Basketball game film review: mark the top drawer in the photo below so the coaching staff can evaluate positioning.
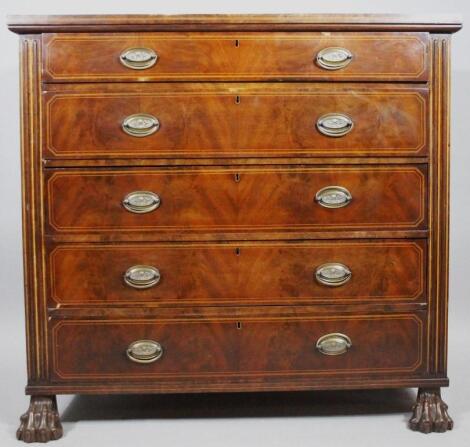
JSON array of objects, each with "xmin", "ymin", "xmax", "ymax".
[{"xmin": 42, "ymin": 32, "xmax": 430, "ymax": 82}]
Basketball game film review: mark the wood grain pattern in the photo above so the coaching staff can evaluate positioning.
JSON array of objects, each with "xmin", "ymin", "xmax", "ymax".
[
  {"xmin": 44, "ymin": 83, "xmax": 428, "ymax": 158},
  {"xmin": 47, "ymin": 240, "xmax": 426, "ymax": 306},
  {"xmin": 45, "ymin": 166, "xmax": 427, "ymax": 234},
  {"xmin": 8, "ymin": 14, "xmax": 460, "ymax": 436},
  {"xmin": 42, "ymin": 32, "xmax": 429, "ymax": 82},
  {"xmin": 50, "ymin": 313, "xmax": 425, "ymax": 381}
]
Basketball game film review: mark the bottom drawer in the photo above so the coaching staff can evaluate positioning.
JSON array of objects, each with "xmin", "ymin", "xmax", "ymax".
[{"xmin": 50, "ymin": 313, "xmax": 426, "ymax": 381}]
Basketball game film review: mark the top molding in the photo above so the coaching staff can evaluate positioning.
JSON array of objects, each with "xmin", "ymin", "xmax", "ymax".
[{"xmin": 7, "ymin": 14, "xmax": 463, "ymax": 34}]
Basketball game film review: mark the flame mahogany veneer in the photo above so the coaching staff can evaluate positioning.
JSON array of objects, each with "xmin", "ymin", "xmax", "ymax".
[{"xmin": 8, "ymin": 13, "xmax": 461, "ymax": 441}]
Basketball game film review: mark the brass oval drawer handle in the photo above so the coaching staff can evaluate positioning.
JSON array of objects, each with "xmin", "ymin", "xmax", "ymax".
[
  {"xmin": 124, "ymin": 265, "xmax": 161, "ymax": 289},
  {"xmin": 126, "ymin": 340, "xmax": 163, "ymax": 363},
  {"xmin": 317, "ymin": 113, "xmax": 353, "ymax": 137},
  {"xmin": 122, "ymin": 113, "xmax": 160, "ymax": 137},
  {"xmin": 315, "ymin": 186, "xmax": 352, "ymax": 209},
  {"xmin": 315, "ymin": 263, "xmax": 352, "ymax": 287},
  {"xmin": 123, "ymin": 191, "xmax": 160, "ymax": 214},
  {"xmin": 120, "ymin": 47, "xmax": 158, "ymax": 70},
  {"xmin": 316, "ymin": 47, "xmax": 353, "ymax": 70},
  {"xmin": 316, "ymin": 333, "xmax": 352, "ymax": 356}
]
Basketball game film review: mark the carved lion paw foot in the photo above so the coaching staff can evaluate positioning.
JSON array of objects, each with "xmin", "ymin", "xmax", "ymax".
[
  {"xmin": 409, "ymin": 388, "xmax": 453, "ymax": 434},
  {"xmin": 17, "ymin": 396, "xmax": 63, "ymax": 443}
]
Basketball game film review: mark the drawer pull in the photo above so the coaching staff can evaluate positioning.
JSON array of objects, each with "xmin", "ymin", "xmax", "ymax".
[
  {"xmin": 124, "ymin": 265, "xmax": 161, "ymax": 289},
  {"xmin": 316, "ymin": 333, "xmax": 352, "ymax": 356},
  {"xmin": 120, "ymin": 48, "xmax": 158, "ymax": 70},
  {"xmin": 315, "ymin": 263, "xmax": 352, "ymax": 287},
  {"xmin": 316, "ymin": 47, "xmax": 353, "ymax": 70},
  {"xmin": 317, "ymin": 113, "xmax": 353, "ymax": 137},
  {"xmin": 122, "ymin": 113, "xmax": 160, "ymax": 137},
  {"xmin": 126, "ymin": 340, "xmax": 163, "ymax": 363},
  {"xmin": 315, "ymin": 186, "xmax": 352, "ymax": 208},
  {"xmin": 123, "ymin": 191, "xmax": 160, "ymax": 214}
]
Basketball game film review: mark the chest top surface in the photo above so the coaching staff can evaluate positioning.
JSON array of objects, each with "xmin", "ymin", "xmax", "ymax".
[{"xmin": 7, "ymin": 13, "xmax": 462, "ymax": 33}]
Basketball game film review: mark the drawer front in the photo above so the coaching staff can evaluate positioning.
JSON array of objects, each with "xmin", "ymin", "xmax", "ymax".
[
  {"xmin": 48, "ymin": 240, "xmax": 426, "ymax": 306},
  {"xmin": 50, "ymin": 313, "xmax": 426, "ymax": 381},
  {"xmin": 46, "ymin": 166, "xmax": 427, "ymax": 234},
  {"xmin": 44, "ymin": 84, "xmax": 428, "ymax": 159},
  {"xmin": 43, "ymin": 32, "xmax": 429, "ymax": 82}
]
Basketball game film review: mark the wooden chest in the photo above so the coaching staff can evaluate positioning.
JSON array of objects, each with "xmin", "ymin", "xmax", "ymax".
[{"xmin": 8, "ymin": 14, "xmax": 462, "ymax": 442}]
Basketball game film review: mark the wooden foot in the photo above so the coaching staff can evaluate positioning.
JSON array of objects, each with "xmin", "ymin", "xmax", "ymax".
[
  {"xmin": 17, "ymin": 396, "xmax": 63, "ymax": 443},
  {"xmin": 409, "ymin": 388, "xmax": 453, "ymax": 433}
]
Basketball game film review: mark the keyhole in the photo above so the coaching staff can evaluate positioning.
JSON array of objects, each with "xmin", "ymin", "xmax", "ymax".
[
  {"xmin": 235, "ymin": 247, "xmax": 241, "ymax": 256},
  {"xmin": 236, "ymin": 322, "xmax": 242, "ymax": 330},
  {"xmin": 234, "ymin": 173, "xmax": 241, "ymax": 182},
  {"xmin": 235, "ymin": 95, "xmax": 241, "ymax": 104},
  {"xmin": 235, "ymin": 39, "xmax": 240, "ymax": 47}
]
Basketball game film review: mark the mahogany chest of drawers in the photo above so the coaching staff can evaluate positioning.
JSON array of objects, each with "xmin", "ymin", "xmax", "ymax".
[{"xmin": 8, "ymin": 14, "xmax": 462, "ymax": 442}]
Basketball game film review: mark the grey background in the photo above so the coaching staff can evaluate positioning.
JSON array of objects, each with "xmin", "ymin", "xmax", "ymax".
[{"xmin": 0, "ymin": 1, "xmax": 469, "ymax": 445}]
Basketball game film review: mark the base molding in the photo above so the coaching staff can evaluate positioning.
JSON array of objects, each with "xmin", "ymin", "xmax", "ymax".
[{"xmin": 26, "ymin": 377, "xmax": 450, "ymax": 396}]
